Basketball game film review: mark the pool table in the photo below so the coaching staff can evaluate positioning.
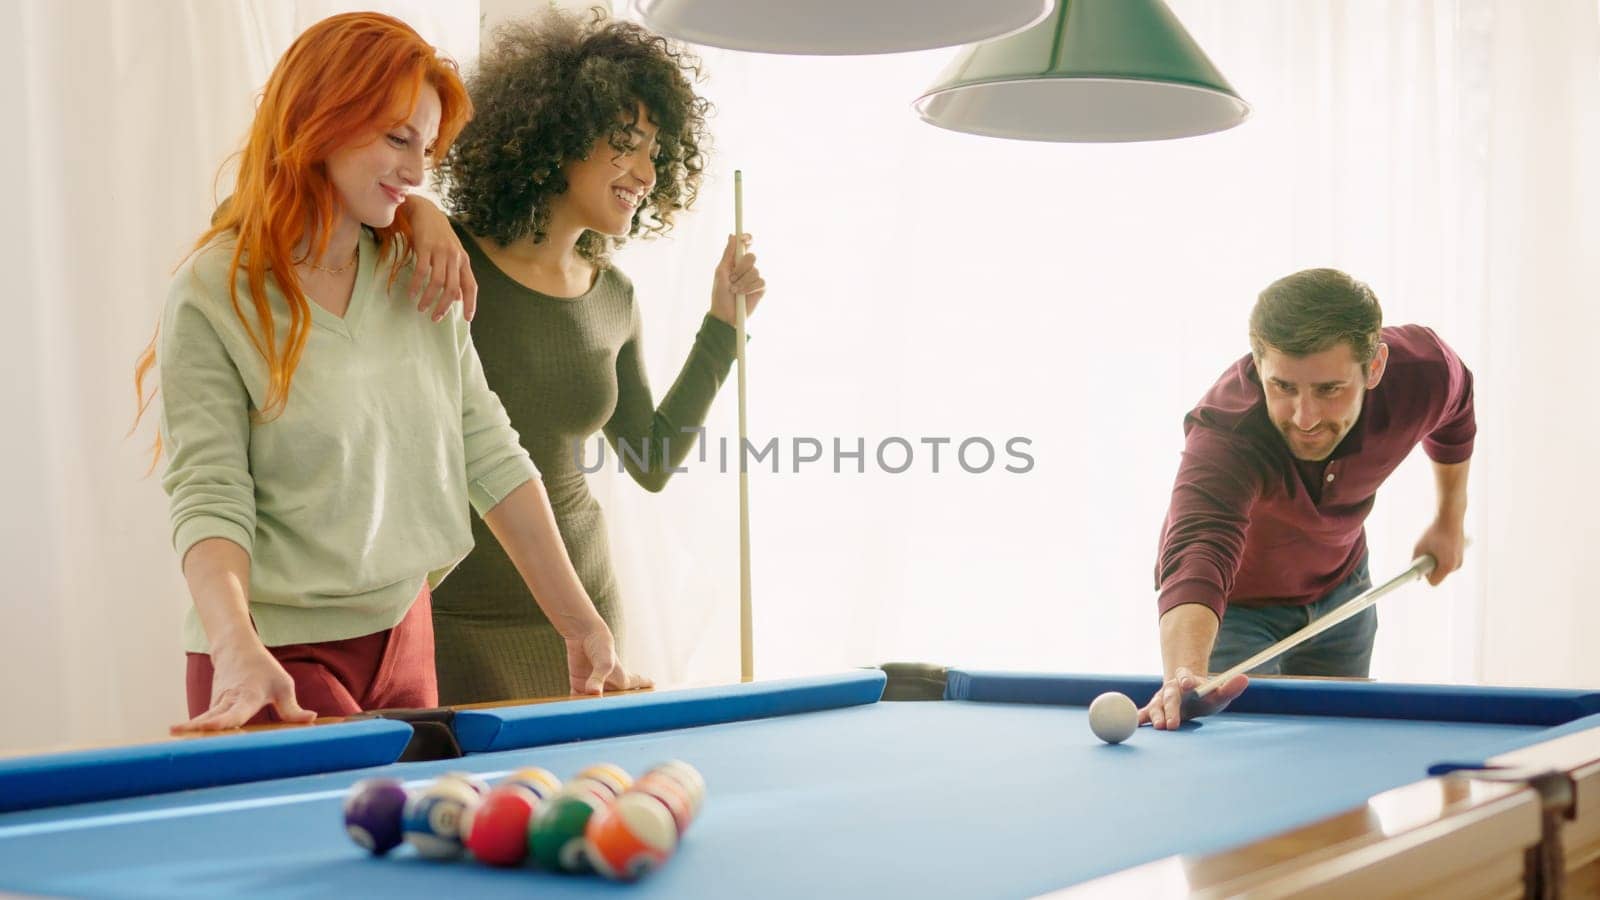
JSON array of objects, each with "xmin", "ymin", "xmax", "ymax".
[{"xmin": 2, "ymin": 666, "xmax": 1598, "ymax": 898}]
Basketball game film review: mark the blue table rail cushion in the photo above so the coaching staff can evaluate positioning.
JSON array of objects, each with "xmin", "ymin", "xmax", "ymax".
[
  {"xmin": 1429, "ymin": 710, "xmax": 1600, "ymax": 776},
  {"xmin": 945, "ymin": 669, "xmax": 1600, "ymax": 727},
  {"xmin": 0, "ymin": 718, "xmax": 414, "ymax": 813},
  {"xmin": 452, "ymin": 670, "xmax": 887, "ymax": 752}
]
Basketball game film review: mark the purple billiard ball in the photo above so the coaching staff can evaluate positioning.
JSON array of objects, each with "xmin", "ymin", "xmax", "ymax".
[{"xmin": 344, "ymin": 778, "xmax": 409, "ymax": 855}]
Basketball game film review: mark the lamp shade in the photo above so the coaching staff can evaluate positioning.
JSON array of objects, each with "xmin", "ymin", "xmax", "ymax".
[
  {"xmin": 914, "ymin": 0, "xmax": 1249, "ymax": 142},
  {"xmin": 631, "ymin": 0, "xmax": 1054, "ymax": 55}
]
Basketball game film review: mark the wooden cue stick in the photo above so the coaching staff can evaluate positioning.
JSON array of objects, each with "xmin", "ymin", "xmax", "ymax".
[
  {"xmin": 1193, "ymin": 554, "xmax": 1438, "ymax": 698},
  {"xmin": 735, "ymin": 170, "xmax": 753, "ymax": 683}
]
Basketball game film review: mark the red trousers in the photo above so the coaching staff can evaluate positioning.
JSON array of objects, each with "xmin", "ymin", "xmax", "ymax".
[{"xmin": 186, "ymin": 584, "xmax": 438, "ymax": 723}]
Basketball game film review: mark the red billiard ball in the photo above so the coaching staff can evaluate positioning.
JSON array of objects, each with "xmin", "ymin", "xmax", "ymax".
[
  {"xmin": 463, "ymin": 785, "xmax": 540, "ymax": 866},
  {"xmin": 343, "ymin": 778, "xmax": 409, "ymax": 856}
]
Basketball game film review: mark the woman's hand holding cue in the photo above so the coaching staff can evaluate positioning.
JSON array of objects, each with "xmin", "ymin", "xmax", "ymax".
[{"xmin": 710, "ymin": 233, "xmax": 766, "ymax": 326}]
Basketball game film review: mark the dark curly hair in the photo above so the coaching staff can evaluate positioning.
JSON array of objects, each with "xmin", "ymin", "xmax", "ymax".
[{"xmin": 440, "ymin": 7, "xmax": 710, "ymax": 266}]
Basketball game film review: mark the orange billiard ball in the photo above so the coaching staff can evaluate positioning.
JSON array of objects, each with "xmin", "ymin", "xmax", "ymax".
[{"xmin": 584, "ymin": 791, "xmax": 678, "ymax": 881}]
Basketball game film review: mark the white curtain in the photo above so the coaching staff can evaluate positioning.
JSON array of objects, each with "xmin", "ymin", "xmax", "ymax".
[
  {"xmin": 3, "ymin": 0, "xmax": 1597, "ymax": 754},
  {"xmin": 603, "ymin": 0, "xmax": 1600, "ymax": 691},
  {"xmin": 1474, "ymin": 2, "xmax": 1600, "ymax": 685}
]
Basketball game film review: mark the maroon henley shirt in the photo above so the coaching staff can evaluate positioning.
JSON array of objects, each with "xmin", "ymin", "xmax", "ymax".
[{"xmin": 1156, "ymin": 324, "xmax": 1475, "ymax": 619}]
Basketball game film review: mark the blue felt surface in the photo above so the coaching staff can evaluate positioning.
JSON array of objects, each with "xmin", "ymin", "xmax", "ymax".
[
  {"xmin": 0, "ymin": 688, "xmax": 1557, "ymax": 899},
  {"xmin": 948, "ymin": 669, "xmax": 1600, "ymax": 725},
  {"xmin": 0, "ymin": 719, "xmax": 413, "ymax": 813},
  {"xmin": 453, "ymin": 670, "xmax": 886, "ymax": 751}
]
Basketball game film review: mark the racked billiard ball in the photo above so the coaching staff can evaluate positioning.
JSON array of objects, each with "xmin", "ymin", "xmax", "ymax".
[
  {"xmin": 463, "ymin": 785, "xmax": 540, "ymax": 867},
  {"xmin": 402, "ymin": 778, "xmax": 481, "ymax": 860},
  {"xmin": 631, "ymin": 773, "xmax": 694, "ymax": 836},
  {"xmin": 343, "ymin": 778, "xmax": 409, "ymax": 856},
  {"xmin": 575, "ymin": 762, "xmax": 632, "ymax": 800},
  {"xmin": 435, "ymin": 771, "xmax": 491, "ymax": 799},
  {"xmin": 561, "ymin": 776, "xmax": 619, "ymax": 808},
  {"xmin": 528, "ymin": 791, "xmax": 605, "ymax": 873},
  {"xmin": 502, "ymin": 766, "xmax": 562, "ymax": 803},
  {"xmin": 650, "ymin": 760, "xmax": 705, "ymax": 813},
  {"xmin": 585, "ymin": 791, "xmax": 679, "ymax": 882}
]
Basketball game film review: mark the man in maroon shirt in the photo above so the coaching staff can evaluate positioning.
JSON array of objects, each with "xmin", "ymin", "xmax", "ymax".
[{"xmin": 1143, "ymin": 268, "xmax": 1474, "ymax": 729}]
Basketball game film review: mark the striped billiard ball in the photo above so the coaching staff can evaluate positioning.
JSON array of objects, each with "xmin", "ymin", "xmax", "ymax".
[
  {"xmin": 585, "ymin": 791, "xmax": 679, "ymax": 882},
  {"xmin": 402, "ymin": 778, "xmax": 481, "ymax": 860},
  {"xmin": 435, "ymin": 771, "xmax": 491, "ymax": 799},
  {"xmin": 502, "ymin": 767, "xmax": 562, "ymax": 802},
  {"xmin": 649, "ymin": 760, "xmax": 705, "ymax": 814},
  {"xmin": 575, "ymin": 762, "xmax": 633, "ymax": 800},
  {"xmin": 528, "ymin": 791, "xmax": 605, "ymax": 873},
  {"xmin": 631, "ymin": 774, "xmax": 694, "ymax": 836}
]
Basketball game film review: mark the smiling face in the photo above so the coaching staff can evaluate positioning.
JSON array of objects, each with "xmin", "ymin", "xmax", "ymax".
[
  {"xmin": 556, "ymin": 101, "xmax": 659, "ymax": 237},
  {"xmin": 1258, "ymin": 341, "xmax": 1389, "ymax": 461},
  {"xmin": 324, "ymin": 82, "xmax": 442, "ymax": 229}
]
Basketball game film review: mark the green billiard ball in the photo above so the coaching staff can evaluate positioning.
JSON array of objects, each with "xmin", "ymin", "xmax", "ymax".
[{"xmin": 528, "ymin": 792, "xmax": 604, "ymax": 873}]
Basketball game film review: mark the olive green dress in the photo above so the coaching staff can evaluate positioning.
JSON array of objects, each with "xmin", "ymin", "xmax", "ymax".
[{"xmin": 432, "ymin": 219, "xmax": 737, "ymax": 703}]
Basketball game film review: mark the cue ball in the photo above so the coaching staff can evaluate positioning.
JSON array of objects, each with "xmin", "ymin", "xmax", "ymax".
[{"xmin": 1088, "ymin": 692, "xmax": 1139, "ymax": 744}]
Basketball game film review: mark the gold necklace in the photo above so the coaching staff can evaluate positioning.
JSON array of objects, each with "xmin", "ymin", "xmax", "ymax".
[{"xmin": 302, "ymin": 245, "xmax": 358, "ymax": 275}]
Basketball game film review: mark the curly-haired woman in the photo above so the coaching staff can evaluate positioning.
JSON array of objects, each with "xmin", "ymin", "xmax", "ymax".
[
  {"xmin": 403, "ymin": 9, "xmax": 767, "ymax": 704},
  {"xmin": 137, "ymin": 12, "xmax": 646, "ymax": 731}
]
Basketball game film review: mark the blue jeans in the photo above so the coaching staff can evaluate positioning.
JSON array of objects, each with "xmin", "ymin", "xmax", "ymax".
[{"xmin": 1209, "ymin": 556, "xmax": 1377, "ymax": 677}]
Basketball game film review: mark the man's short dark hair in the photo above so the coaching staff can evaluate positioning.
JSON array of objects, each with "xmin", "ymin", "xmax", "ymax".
[{"xmin": 1249, "ymin": 268, "xmax": 1383, "ymax": 367}]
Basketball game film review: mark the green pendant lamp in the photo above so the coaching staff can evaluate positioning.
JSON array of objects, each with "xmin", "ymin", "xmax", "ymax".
[
  {"xmin": 915, "ymin": 0, "xmax": 1249, "ymax": 142},
  {"xmin": 631, "ymin": 0, "xmax": 1053, "ymax": 55}
]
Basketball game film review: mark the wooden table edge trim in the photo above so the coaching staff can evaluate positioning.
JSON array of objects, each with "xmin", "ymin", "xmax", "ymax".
[{"xmin": 1034, "ymin": 777, "xmax": 1538, "ymax": 899}]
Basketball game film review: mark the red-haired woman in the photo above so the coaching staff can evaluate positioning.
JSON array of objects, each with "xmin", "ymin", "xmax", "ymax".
[{"xmin": 136, "ymin": 12, "xmax": 648, "ymax": 732}]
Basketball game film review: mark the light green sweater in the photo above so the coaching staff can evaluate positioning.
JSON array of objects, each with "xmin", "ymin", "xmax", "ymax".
[{"xmin": 159, "ymin": 230, "xmax": 537, "ymax": 652}]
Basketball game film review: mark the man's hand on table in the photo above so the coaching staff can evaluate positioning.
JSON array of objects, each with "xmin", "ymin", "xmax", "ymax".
[{"xmin": 1139, "ymin": 666, "xmax": 1250, "ymax": 731}]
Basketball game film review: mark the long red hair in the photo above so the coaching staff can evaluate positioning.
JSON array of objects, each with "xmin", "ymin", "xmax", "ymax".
[{"xmin": 134, "ymin": 12, "xmax": 471, "ymax": 456}]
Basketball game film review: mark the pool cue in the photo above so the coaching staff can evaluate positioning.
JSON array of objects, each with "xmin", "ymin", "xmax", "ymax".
[
  {"xmin": 1192, "ymin": 553, "xmax": 1438, "ymax": 699},
  {"xmin": 735, "ymin": 170, "xmax": 753, "ymax": 683}
]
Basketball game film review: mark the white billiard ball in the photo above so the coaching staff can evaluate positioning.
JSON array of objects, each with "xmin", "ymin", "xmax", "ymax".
[{"xmin": 1088, "ymin": 691, "xmax": 1139, "ymax": 744}]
